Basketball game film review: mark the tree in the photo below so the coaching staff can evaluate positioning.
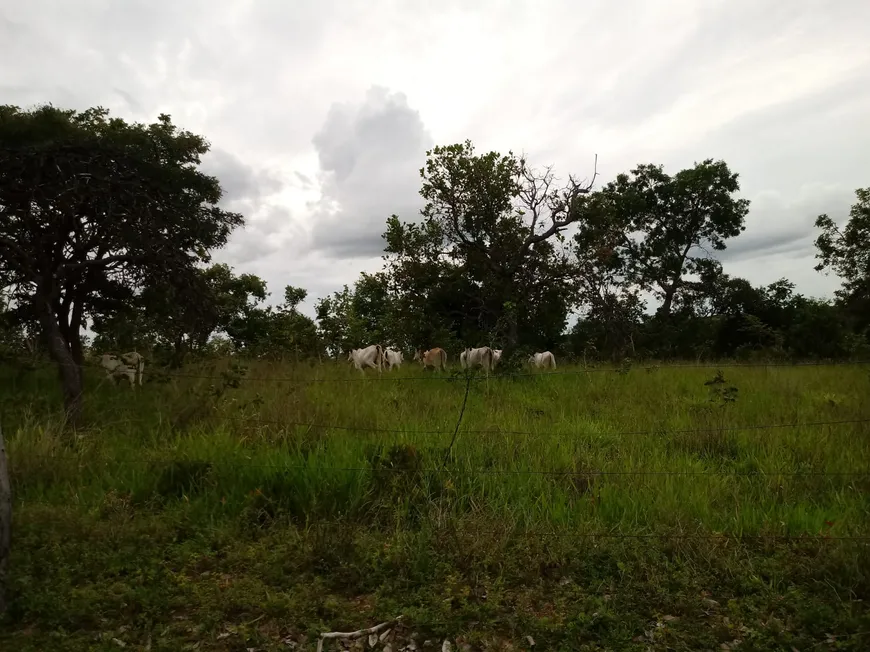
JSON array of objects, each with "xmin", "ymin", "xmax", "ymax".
[
  {"xmin": 315, "ymin": 285, "xmax": 353, "ymax": 359},
  {"xmin": 315, "ymin": 273, "xmax": 393, "ymax": 357},
  {"xmin": 0, "ymin": 105, "xmax": 243, "ymax": 422},
  {"xmin": 271, "ymin": 285, "xmax": 321, "ymax": 361},
  {"xmin": 570, "ymin": 193, "xmax": 646, "ymax": 360},
  {"xmin": 587, "ymin": 159, "xmax": 750, "ymax": 317},
  {"xmin": 222, "ymin": 283, "xmax": 320, "ymax": 360},
  {"xmin": 383, "ymin": 140, "xmax": 597, "ymax": 358},
  {"xmin": 815, "ymin": 188, "xmax": 870, "ymax": 333},
  {"xmin": 90, "ymin": 263, "xmax": 268, "ymax": 366}
]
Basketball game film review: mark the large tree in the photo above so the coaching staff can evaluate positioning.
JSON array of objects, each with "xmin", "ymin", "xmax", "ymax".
[
  {"xmin": 814, "ymin": 187, "xmax": 870, "ymax": 334},
  {"xmin": 0, "ymin": 105, "xmax": 243, "ymax": 421},
  {"xmin": 586, "ymin": 159, "xmax": 750, "ymax": 317},
  {"xmin": 383, "ymin": 140, "xmax": 597, "ymax": 358}
]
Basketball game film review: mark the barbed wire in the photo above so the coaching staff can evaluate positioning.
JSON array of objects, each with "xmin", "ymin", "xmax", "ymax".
[
  {"xmin": 6, "ymin": 356, "xmax": 870, "ymax": 550},
  {"xmin": 219, "ymin": 415, "xmax": 870, "ymax": 438},
  {"xmin": 160, "ymin": 358, "xmax": 870, "ymax": 385},
  {"xmin": 10, "ymin": 449, "xmax": 870, "ymax": 478},
  {"xmin": 0, "ymin": 491, "xmax": 866, "ymax": 542},
  {"xmin": 5, "ymin": 355, "xmax": 870, "ymax": 386}
]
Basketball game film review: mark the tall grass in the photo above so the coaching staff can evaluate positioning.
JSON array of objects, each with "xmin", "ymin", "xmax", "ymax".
[
  {"xmin": 7, "ymin": 360, "xmax": 870, "ymax": 536},
  {"xmin": 2, "ymin": 359, "xmax": 870, "ymax": 649}
]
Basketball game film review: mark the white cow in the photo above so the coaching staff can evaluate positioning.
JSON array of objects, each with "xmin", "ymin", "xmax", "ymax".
[
  {"xmin": 384, "ymin": 347, "xmax": 404, "ymax": 370},
  {"xmin": 461, "ymin": 346, "xmax": 495, "ymax": 373},
  {"xmin": 492, "ymin": 349, "xmax": 503, "ymax": 367},
  {"xmin": 528, "ymin": 351, "xmax": 557, "ymax": 369},
  {"xmin": 100, "ymin": 352, "xmax": 145, "ymax": 388},
  {"xmin": 347, "ymin": 344, "xmax": 384, "ymax": 373}
]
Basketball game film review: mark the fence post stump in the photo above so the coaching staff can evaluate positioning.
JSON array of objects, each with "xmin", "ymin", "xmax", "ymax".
[{"xmin": 0, "ymin": 420, "xmax": 11, "ymax": 615}]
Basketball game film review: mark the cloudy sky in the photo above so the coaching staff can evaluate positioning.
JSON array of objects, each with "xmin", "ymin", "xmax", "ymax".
[{"xmin": 3, "ymin": 0, "xmax": 869, "ymax": 318}]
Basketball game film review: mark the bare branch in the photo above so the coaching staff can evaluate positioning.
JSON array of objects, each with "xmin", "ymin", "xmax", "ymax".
[
  {"xmin": 316, "ymin": 616, "xmax": 403, "ymax": 652},
  {"xmin": 522, "ymin": 153, "xmax": 599, "ymax": 250},
  {"xmin": 57, "ymin": 254, "xmax": 138, "ymax": 275}
]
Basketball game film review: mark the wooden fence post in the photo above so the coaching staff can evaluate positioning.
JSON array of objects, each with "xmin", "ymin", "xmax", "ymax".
[{"xmin": 0, "ymin": 420, "xmax": 11, "ymax": 615}]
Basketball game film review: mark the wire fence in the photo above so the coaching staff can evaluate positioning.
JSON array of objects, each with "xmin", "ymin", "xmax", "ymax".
[
  {"xmin": 220, "ymin": 415, "xmax": 870, "ymax": 438},
  {"xmin": 5, "ymin": 354, "xmax": 870, "ymax": 386},
  {"xmin": 161, "ymin": 358, "xmax": 870, "ymax": 384},
  {"xmin": 4, "ymin": 355, "xmax": 870, "ymax": 545}
]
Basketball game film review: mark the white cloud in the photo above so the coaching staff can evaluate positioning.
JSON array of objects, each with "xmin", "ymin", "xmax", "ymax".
[{"xmin": 3, "ymin": 0, "xmax": 869, "ymax": 319}]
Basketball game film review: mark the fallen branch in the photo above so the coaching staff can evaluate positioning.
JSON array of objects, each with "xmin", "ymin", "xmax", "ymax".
[{"xmin": 317, "ymin": 615, "xmax": 403, "ymax": 652}]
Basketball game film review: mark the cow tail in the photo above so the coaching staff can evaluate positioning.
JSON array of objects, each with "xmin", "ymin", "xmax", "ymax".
[
  {"xmin": 376, "ymin": 345, "xmax": 384, "ymax": 371},
  {"xmin": 138, "ymin": 354, "xmax": 145, "ymax": 385},
  {"xmin": 440, "ymin": 348, "xmax": 447, "ymax": 369}
]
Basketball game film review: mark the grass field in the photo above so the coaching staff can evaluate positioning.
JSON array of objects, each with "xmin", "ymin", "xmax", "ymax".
[{"xmin": 2, "ymin": 358, "xmax": 870, "ymax": 650}]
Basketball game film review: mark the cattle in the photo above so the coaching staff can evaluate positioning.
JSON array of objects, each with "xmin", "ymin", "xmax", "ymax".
[
  {"xmin": 414, "ymin": 347, "xmax": 448, "ymax": 371},
  {"xmin": 528, "ymin": 351, "xmax": 557, "ymax": 369},
  {"xmin": 347, "ymin": 344, "xmax": 384, "ymax": 373},
  {"xmin": 492, "ymin": 349, "xmax": 503, "ymax": 367},
  {"xmin": 384, "ymin": 347, "xmax": 404, "ymax": 370},
  {"xmin": 100, "ymin": 352, "xmax": 145, "ymax": 388},
  {"xmin": 461, "ymin": 346, "xmax": 495, "ymax": 373}
]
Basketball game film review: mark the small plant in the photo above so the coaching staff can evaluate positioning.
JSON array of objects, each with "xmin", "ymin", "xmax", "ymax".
[
  {"xmin": 672, "ymin": 371, "xmax": 740, "ymax": 460},
  {"xmin": 704, "ymin": 369, "xmax": 738, "ymax": 406}
]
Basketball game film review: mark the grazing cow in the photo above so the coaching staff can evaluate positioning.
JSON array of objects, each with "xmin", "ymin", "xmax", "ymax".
[
  {"xmin": 384, "ymin": 347, "xmax": 404, "ymax": 370},
  {"xmin": 414, "ymin": 347, "xmax": 448, "ymax": 371},
  {"xmin": 347, "ymin": 344, "xmax": 384, "ymax": 373},
  {"xmin": 528, "ymin": 351, "xmax": 557, "ymax": 369},
  {"xmin": 461, "ymin": 346, "xmax": 495, "ymax": 373},
  {"xmin": 100, "ymin": 352, "xmax": 145, "ymax": 388}
]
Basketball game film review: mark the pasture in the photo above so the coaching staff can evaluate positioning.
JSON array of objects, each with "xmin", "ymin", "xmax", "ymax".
[{"xmin": 2, "ymin": 358, "xmax": 870, "ymax": 650}]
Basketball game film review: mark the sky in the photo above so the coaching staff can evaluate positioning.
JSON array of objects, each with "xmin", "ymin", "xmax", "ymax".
[{"xmin": 2, "ymin": 0, "xmax": 869, "ymax": 319}]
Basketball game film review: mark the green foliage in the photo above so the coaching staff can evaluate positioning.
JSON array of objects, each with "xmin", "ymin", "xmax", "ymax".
[
  {"xmin": 815, "ymin": 187, "xmax": 870, "ymax": 336},
  {"xmin": 383, "ymin": 140, "xmax": 592, "ymax": 353},
  {"xmin": 0, "ymin": 104, "xmax": 244, "ymax": 418},
  {"xmin": 315, "ymin": 272, "xmax": 395, "ymax": 356},
  {"xmin": 579, "ymin": 159, "xmax": 749, "ymax": 317},
  {"xmin": 225, "ymin": 284, "xmax": 321, "ymax": 360}
]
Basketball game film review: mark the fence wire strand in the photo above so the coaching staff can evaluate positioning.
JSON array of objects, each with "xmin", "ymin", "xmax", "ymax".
[{"xmin": 6, "ymin": 355, "xmax": 870, "ymax": 546}]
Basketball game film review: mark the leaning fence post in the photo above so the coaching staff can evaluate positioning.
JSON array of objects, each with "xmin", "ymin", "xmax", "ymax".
[{"xmin": 0, "ymin": 419, "xmax": 11, "ymax": 615}]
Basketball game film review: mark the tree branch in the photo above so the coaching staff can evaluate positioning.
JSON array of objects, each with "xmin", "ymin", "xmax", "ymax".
[
  {"xmin": 523, "ymin": 154, "xmax": 598, "ymax": 250},
  {"xmin": 57, "ymin": 254, "xmax": 138, "ymax": 275}
]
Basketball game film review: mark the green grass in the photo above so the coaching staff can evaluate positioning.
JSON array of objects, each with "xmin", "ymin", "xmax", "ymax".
[{"xmin": 1, "ymin": 359, "xmax": 870, "ymax": 650}]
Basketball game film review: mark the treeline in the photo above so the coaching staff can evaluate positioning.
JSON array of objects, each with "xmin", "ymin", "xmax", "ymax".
[{"xmin": 1, "ymin": 105, "xmax": 868, "ymax": 417}]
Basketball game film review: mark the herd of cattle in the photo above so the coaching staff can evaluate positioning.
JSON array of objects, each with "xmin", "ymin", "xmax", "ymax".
[
  {"xmin": 95, "ymin": 345, "xmax": 557, "ymax": 390},
  {"xmin": 348, "ymin": 344, "xmax": 557, "ymax": 373}
]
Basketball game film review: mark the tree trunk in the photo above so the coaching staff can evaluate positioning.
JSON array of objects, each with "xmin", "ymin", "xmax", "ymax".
[
  {"xmin": 171, "ymin": 334, "xmax": 187, "ymax": 368},
  {"xmin": 0, "ymin": 420, "xmax": 11, "ymax": 615},
  {"xmin": 38, "ymin": 304, "xmax": 83, "ymax": 425},
  {"xmin": 56, "ymin": 299, "xmax": 84, "ymax": 387},
  {"xmin": 69, "ymin": 300, "xmax": 85, "ymax": 367},
  {"xmin": 658, "ymin": 287, "xmax": 675, "ymax": 317}
]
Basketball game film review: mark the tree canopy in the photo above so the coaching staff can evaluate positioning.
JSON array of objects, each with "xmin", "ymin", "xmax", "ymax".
[
  {"xmin": 0, "ymin": 104, "xmax": 243, "ymax": 420},
  {"xmin": 382, "ymin": 140, "xmax": 597, "ymax": 362}
]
